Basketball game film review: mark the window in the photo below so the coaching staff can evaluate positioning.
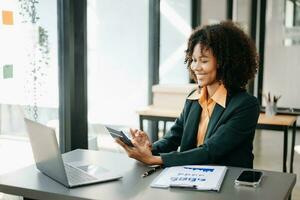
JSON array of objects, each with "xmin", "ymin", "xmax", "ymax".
[
  {"xmin": 263, "ymin": 0, "xmax": 300, "ymax": 110},
  {"xmin": 87, "ymin": 0, "xmax": 149, "ymax": 150},
  {"xmin": 0, "ymin": 0, "xmax": 58, "ymax": 174},
  {"xmin": 159, "ymin": 0, "xmax": 192, "ymax": 84}
]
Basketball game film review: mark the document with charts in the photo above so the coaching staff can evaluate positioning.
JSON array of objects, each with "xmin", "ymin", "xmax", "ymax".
[{"xmin": 151, "ymin": 165, "xmax": 227, "ymax": 191}]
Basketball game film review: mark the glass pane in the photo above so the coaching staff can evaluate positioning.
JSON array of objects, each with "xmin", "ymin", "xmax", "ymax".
[
  {"xmin": 201, "ymin": 0, "xmax": 227, "ymax": 24},
  {"xmin": 87, "ymin": 0, "xmax": 148, "ymax": 151},
  {"xmin": 0, "ymin": 0, "xmax": 58, "ymax": 175},
  {"xmin": 159, "ymin": 0, "xmax": 191, "ymax": 84},
  {"xmin": 263, "ymin": 0, "xmax": 300, "ymax": 112},
  {"xmin": 285, "ymin": 0, "xmax": 295, "ymax": 27},
  {"xmin": 233, "ymin": 0, "xmax": 251, "ymax": 34}
]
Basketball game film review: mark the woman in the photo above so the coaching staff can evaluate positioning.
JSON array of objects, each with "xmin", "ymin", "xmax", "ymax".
[{"xmin": 116, "ymin": 21, "xmax": 259, "ymax": 168}]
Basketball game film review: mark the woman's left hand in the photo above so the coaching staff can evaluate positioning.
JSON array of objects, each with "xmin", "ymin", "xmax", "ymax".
[
  {"xmin": 115, "ymin": 138, "xmax": 154, "ymax": 165},
  {"xmin": 115, "ymin": 130, "xmax": 162, "ymax": 165}
]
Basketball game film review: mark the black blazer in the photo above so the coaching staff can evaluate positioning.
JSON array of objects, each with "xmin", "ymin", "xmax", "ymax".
[{"xmin": 152, "ymin": 90, "xmax": 260, "ymax": 168}]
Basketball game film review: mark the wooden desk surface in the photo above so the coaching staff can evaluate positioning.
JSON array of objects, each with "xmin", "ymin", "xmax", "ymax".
[
  {"xmin": 258, "ymin": 113, "xmax": 297, "ymax": 126},
  {"xmin": 138, "ymin": 106, "xmax": 297, "ymax": 127}
]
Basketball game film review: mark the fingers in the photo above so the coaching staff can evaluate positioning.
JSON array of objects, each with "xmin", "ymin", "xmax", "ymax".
[
  {"xmin": 144, "ymin": 140, "xmax": 152, "ymax": 150},
  {"xmin": 115, "ymin": 138, "xmax": 132, "ymax": 152},
  {"xmin": 115, "ymin": 137, "xmax": 153, "ymax": 163},
  {"xmin": 131, "ymin": 139, "xmax": 139, "ymax": 148},
  {"xmin": 130, "ymin": 128, "xmax": 138, "ymax": 138},
  {"xmin": 135, "ymin": 131, "xmax": 143, "ymax": 143},
  {"xmin": 129, "ymin": 129, "xmax": 153, "ymax": 151},
  {"xmin": 130, "ymin": 128, "xmax": 145, "ymax": 139},
  {"xmin": 115, "ymin": 138, "xmax": 136, "ymax": 159}
]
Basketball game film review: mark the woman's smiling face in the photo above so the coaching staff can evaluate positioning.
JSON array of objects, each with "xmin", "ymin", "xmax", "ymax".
[{"xmin": 190, "ymin": 43, "xmax": 218, "ymax": 88}]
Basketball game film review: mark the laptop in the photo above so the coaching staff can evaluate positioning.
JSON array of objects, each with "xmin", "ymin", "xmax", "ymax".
[{"xmin": 24, "ymin": 118, "xmax": 122, "ymax": 188}]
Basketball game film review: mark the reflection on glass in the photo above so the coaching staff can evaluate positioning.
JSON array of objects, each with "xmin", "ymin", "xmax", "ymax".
[
  {"xmin": 284, "ymin": 0, "xmax": 300, "ymax": 46},
  {"xmin": 264, "ymin": 0, "xmax": 300, "ymax": 113},
  {"xmin": 87, "ymin": 0, "xmax": 148, "ymax": 150},
  {"xmin": 159, "ymin": 0, "xmax": 191, "ymax": 84},
  {"xmin": 285, "ymin": 0, "xmax": 300, "ymax": 27}
]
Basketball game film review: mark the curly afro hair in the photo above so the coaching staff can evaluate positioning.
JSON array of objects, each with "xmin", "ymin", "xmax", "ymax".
[{"xmin": 185, "ymin": 21, "xmax": 258, "ymax": 95}]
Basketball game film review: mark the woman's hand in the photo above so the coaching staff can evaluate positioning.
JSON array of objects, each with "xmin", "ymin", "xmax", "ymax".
[
  {"xmin": 115, "ymin": 129, "xmax": 162, "ymax": 165},
  {"xmin": 130, "ymin": 128, "xmax": 152, "ymax": 149}
]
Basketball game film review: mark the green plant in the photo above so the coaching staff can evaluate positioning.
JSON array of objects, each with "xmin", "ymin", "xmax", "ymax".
[{"xmin": 18, "ymin": 0, "xmax": 39, "ymax": 24}]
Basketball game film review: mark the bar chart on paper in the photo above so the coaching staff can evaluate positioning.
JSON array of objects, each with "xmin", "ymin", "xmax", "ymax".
[{"xmin": 151, "ymin": 165, "xmax": 227, "ymax": 191}]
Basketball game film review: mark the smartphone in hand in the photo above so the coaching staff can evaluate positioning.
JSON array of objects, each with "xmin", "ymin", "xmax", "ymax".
[{"xmin": 106, "ymin": 126, "xmax": 134, "ymax": 147}]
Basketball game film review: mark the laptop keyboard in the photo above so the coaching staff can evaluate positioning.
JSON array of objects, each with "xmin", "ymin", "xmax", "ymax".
[{"xmin": 64, "ymin": 163, "xmax": 98, "ymax": 185}]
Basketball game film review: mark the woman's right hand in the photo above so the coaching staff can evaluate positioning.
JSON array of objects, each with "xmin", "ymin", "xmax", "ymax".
[{"xmin": 129, "ymin": 128, "xmax": 152, "ymax": 150}]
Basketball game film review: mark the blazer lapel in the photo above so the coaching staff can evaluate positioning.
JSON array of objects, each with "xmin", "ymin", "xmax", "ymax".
[
  {"xmin": 204, "ymin": 104, "xmax": 225, "ymax": 140},
  {"xmin": 180, "ymin": 101, "xmax": 201, "ymax": 151}
]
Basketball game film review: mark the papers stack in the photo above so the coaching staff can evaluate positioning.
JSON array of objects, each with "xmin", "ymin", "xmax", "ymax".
[{"xmin": 151, "ymin": 165, "xmax": 227, "ymax": 191}]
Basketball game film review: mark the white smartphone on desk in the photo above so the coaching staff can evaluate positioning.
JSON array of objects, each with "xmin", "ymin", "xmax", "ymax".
[{"xmin": 234, "ymin": 170, "xmax": 263, "ymax": 187}]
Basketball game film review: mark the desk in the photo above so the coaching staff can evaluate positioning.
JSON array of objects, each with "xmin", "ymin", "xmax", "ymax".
[
  {"xmin": 137, "ymin": 107, "xmax": 297, "ymax": 173},
  {"xmin": 138, "ymin": 106, "xmax": 181, "ymax": 141},
  {"xmin": 0, "ymin": 149, "xmax": 296, "ymax": 200},
  {"xmin": 257, "ymin": 114, "xmax": 297, "ymax": 173}
]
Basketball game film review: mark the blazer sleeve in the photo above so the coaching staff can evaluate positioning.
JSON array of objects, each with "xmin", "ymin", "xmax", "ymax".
[
  {"xmin": 151, "ymin": 100, "xmax": 192, "ymax": 155},
  {"xmin": 159, "ymin": 96, "xmax": 259, "ymax": 167}
]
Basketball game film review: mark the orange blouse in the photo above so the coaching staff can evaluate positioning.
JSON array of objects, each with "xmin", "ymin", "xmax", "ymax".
[{"xmin": 187, "ymin": 84, "xmax": 227, "ymax": 145}]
